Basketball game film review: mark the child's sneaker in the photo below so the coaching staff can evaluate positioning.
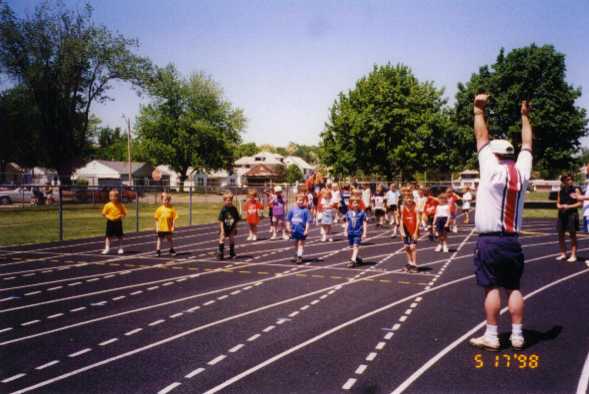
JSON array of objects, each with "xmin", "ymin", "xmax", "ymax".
[
  {"xmin": 229, "ymin": 247, "xmax": 236, "ymax": 259},
  {"xmin": 566, "ymin": 255, "xmax": 577, "ymax": 263},
  {"xmin": 282, "ymin": 233, "xmax": 289, "ymax": 241},
  {"xmin": 356, "ymin": 257, "xmax": 363, "ymax": 265},
  {"xmin": 117, "ymin": 248, "xmax": 124, "ymax": 255},
  {"xmin": 452, "ymin": 225, "xmax": 458, "ymax": 233},
  {"xmin": 252, "ymin": 235, "xmax": 257, "ymax": 241},
  {"xmin": 169, "ymin": 248, "xmax": 176, "ymax": 256},
  {"xmin": 347, "ymin": 259, "xmax": 356, "ymax": 268},
  {"xmin": 443, "ymin": 244, "xmax": 449, "ymax": 253},
  {"xmin": 216, "ymin": 251, "xmax": 224, "ymax": 260},
  {"xmin": 247, "ymin": 234, "xmax": 252, "ymax": 241},
  {"xmin": 321, "ymin": 234, "xmax": 326, "ymax": 242},
  {"xmin": 270, "ymin": 234, "xmax": 277, "ymax": 240},
  {"xmin": 328, "ymin": 237, "xmax": 333, "ymax": 242},
  {"xmin": 555, "ymin": 254, "xmax": 566, "ymax": 261},
  {"xmin": 469, "ymin": 335, "xmax": 500, "ymax": 351},
  {"xmin": 156, "ymin": 249, "xmax": 161, "ymax": 257},
  {"xmin": 101, "ymin": 247, "xmax": 110, "ymax": 255},
  {"xmin": 435, "ymin": 244, "xmax": 442, "ymax": 252},
  {"xmin": 509, "ymin": 334, "xmax": 525, "ymax": 350},
  {"xmin": 296, "ymin": 256, "xmax": 303, "ymax": 265}
]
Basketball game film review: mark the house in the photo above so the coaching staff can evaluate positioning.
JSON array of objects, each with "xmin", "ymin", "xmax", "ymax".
[
  {"xmin": 457, "ymin": 169, "xmax": 479, "ymax": 189},
  {"xmin": 243, "ymin": 164, "xmax": 283, "ymax": 186},
  {"xmin": 284, "ymin": 156, "xmax": 315, "ymax": 178},
  {"xmin": 72, "ymin": 160, "xmax": 153, "ymax": 187}
]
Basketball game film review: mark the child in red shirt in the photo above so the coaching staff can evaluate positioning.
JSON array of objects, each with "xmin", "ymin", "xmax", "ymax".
[
  {"xmin": 446, "ymin": 187, "xmax": 461, "ymax": 234},
  {"xmin": 400, "ymin": 194, "xmax": 419, "ymax": 273},
  {"xmin": 424, "ymin": 189, "xmax": 439, "ymax": 241},
  {"xmin": 244, "ymin": 189, "xmax": 263, "ymax": 241}
]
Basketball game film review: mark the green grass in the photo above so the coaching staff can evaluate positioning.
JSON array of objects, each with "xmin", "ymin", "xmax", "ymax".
[
  {"xmin": 522, "ymin": 209, "xmax": 558, "ymax": 219},
  {"xmin": 0, "ymin": 201, "xmax": 223, "ymax": 246},
  {"xmin": 525, "ymin": 191, "xmax": 552, "ymax": 201}
]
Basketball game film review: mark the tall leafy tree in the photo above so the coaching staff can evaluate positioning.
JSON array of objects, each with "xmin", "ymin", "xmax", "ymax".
[
  {"xmin": 136, "ymin": 64, "xmax": 246, "ymax": 190},
  {"xmin": 320, "ymin": 63, "xmax": 456, "ymax": 180},
  {"xmin": 0, "ymin": 1, "xmax": 152, "ymax": 179},
  {"xmin": 454, "ymin": 44, "xmax": 588, "ymax": 177},
  {"xmin": 286, "ymin": 164, "xmax": 304, "ymax": 184}
]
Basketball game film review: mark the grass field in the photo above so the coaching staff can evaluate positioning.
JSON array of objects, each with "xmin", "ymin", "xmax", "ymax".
[{"xmin": 0, "ymin": 201, "xmax": 224, "ymax": 246}]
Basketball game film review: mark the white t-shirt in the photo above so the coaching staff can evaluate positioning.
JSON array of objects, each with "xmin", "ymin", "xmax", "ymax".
[
  {"xmin": 372, "ymin": 194, "xmax": 386, "ymax": 210},
  {"xmin": 462, "ymin": 192, "xmax": 473, "ymax": 209},
  {"xmin": 417, "ymin": 196, "xmax": 427, "ymax": 212},
  {"xmin": 582, "ymin": 185, "xmax": 589, "ymax": 218},
  {"xmin": 435, "ymin": 204, "xmax": 451, "ymax": 218},
  {"xmin": 474, "ymin": 145, "xmax": 532, "ymax": 233},
  {"xmin": 385, "ymin": 190, "xmax": 399, "ymax": 206},
  {"xmin": 362, "ymin": 189, "xmax": 371, "ymax": 207}
]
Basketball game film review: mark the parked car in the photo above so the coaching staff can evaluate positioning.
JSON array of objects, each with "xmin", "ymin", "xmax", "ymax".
[{"xmin": 0, "ymin": 187, "xmax": 35, "ymax": 205}]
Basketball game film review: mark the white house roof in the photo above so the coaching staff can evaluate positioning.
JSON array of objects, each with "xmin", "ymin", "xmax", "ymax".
[
  {"xmin": 73, "ymin": 160, "xmax": 151, "ymax": 179},
  {"xmin": 285, "ymin": 156, "xmax": 315, "ymax": 170},
  {"xmin": 460, "ymin": 169, "xmax": 479, "ymax": 175},
  {"xmin": 235, "ymin": 151, "xmax": 284, "ymax": 166},
  {"xmin": 156, "ymin": 165, "xmax": 195, "ymax": 177}
]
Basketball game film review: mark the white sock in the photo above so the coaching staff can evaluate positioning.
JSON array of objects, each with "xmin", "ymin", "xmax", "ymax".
[
  {"xmin": 297, "ymin": 248, "xmax": 303, "ymax": 257},
  {"xmin": 512, "ymin": 323, "xmax": 523, "ymax": 337},
  {"xmin": 484, "ymin": 324, "xmax": 498, "ymax": 339}
]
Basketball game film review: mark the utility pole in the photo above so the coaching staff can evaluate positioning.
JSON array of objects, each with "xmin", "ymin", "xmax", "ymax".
[{"xmin": 123, "ymin": 115, "xmax": 133, "ymax": 186}]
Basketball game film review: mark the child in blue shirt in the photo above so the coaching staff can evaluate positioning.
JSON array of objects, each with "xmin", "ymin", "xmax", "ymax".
[
  {"xmin": 287, "ymin": 193, "xmax": 311, "ymax": 264},
  {"xmin": 344, "ymin": 196, "xmax": 368, "ymax": 267}
]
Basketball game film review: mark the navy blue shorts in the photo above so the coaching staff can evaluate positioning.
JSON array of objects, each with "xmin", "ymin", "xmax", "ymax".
[
  {"xmin": 348, "ymin": 233, "xmax": 362, "ymax": 246},
  {"xmin": 435, "ymin": 217, "xmax": 448, "ymax": 234},
  {"xmin": 291, "ymin": 232, "xmax": 306, "ymax": 241},
  {"xmin": 474, "ymin": 235, "xmax": 524, "ymax": 290}
]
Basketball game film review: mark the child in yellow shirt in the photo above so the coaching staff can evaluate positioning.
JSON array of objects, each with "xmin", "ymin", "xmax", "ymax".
[
  {"xmin": 101, "ymin": 189, "xmax": 127, "ymax": 255},
  {"xmin": 154, "ymin": 192, "xmax": 178, "ymax": 256}
]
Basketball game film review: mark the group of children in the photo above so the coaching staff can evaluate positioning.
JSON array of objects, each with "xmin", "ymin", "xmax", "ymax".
[{"xmin": 99, "ymin": 182, "xmax": 475, "ymax": 271}]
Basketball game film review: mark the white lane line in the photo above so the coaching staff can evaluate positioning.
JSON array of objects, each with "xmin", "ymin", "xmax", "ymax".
[
  {"xmin": 163, "ymin": 282, "xmax": 174, "ymax": 287},
  {"xmin": 2, "ymin": 373, "xmax": 26, "ymax": 383},
  {"xmin": 68, "ymin": 348, "xmax": 92, "ymax": 358},
  {"xmin": 47, "ymin": 286, "xmax": 63, "ymax": 291},
  {"xmin": 186, "ymin": 306, "xmax": 200, "ymax": 313},
  {"xmin": 355, "ymin": 364, "xmax": 368, "ymax": 375},
  {"xmin": 3, "ymin": 277, "xmax": 16, "ymax": 281},
  {"xmin": 67, "ymin": 282, "xmax": 82, "ymax": 287},
  {"xmin": 24, "ymin": 291, "xmax": 42, "ymax": 296},
  {"xmin": 148, "ymin": 319, "xmax": 165, "ymax": 327},
  {"xmin": 384, "ymin": 332, "xmax": 394, "ymax": 340},
  {"xmin": 230, "ymin": 290, "xmax": 241, "ymax": 295},
  {"xmin": 207, "ymin": 355, "xmax": 226, "ymax": 366},
  {"xmin": 300, "ymin": 305, "xmax": 310, "ymax": 311},
  {"xmin": 310, "ymin": 300, "xmax": 319, "ymax": 305},
  {"xmin": 244, "ymin": 286, "xmax": 253, "ymax": 290},
  {"xmin": 124, "ymin": 328, "xmax": 142, "ymax": 336},
  {"xmin": 391, "ymin": 268, "xmax": 589, "ymax": 394},
  {"xmin": 158, "ymin": 382, "xmax": 181, "ymax": 394},
  {"xmin": 404, "ymin": 309, "xmax": 412, "ymax": 315},
  {"xmin": 217, "ymin": 295, "xmax": 229, "ymax": 300},
  {"xmin": 147, "ymin": 286, "xmax": 159, "ymax": 291},
  {"xmin": 47, "ymin": 313, "xmax": 64, "ymax": 319},
  {"xmin": 247, "ymin": 334, "xmax": 261, "ymax": 342},
  {"xmin": 229, "ymin": 344, "xmax": 244, "ymax": 353},
  {"xmin": 0, "ymin": 327, "xmax": 13, "ymax": 333},
  {"xmin": 130, "ymin": 290, "xmax": 143, "ymax": 296},
  {"xmin": 35, "ymin": 360, "xmax": 59, "ymax": 370},
  {"xmin": 342, "ymin": 378, "xmax": 357, "ymax": 390},
  {"xmin": 410, "ymin": 303, "xmax": 418, "ymax": 308},
  {"xmin": 176, "ymin": 278, "xmax": 187, "ymax": 283},
  {"xmin": 112, "ymin": 296, "xmax": 126, "ymax": 301},
  {"xmin": 99, "ymin": 338, "xmax": 119, "ymax": 346},
  {"xmin": 104, "ymin": 274, "xmax": 115, "ymax": 279},
  {"xmin": 86, "ymin": 278, "xmax": 100, "ymax": 282},
  {"xmin": 288, "ymin": 311, "xmax": 299, "ymax": 318},
  {"xmin": 262, "ymin": 325, "xmax": 275, "ymax": 333},
  {"xmin": 70, "ymin": 307, "xmax": 86, "ymax": 312},
  {"xmin": 21, "ymin": 320, "xmax": 40, "ymax": 327},
  {"xmin": 22, "ymin": 273, "xmax": 36, "ymax": 277},
  {"xmin": 320, "ymin": 295, "xmax": 328, "ymax": 300},
  {"xmin": 577, "ymin": 349, "xmax": 589, "ymax": 394},
  {"xmin": 375, "ymin": 342, "xmax": 386, "ymax": 350},
  {"xmin": 0, "ymin": 296, "xmax": 18, "ymax": 302},
  {"xmin": 185, "ymin": 367, "xmax": 205, "ymax": 379},
  {"xmin": 366, "ymin": 352, "xmax": 377, "ymax": 361},
  {"xmin": 203, "ymin": 300, "xmax": 215, "ymax": 306},
  {"xmin": 392, "ymin": 323, "xmax": 401, "ymax": 331},
  {"xmin": 399, "ymin": 315, "xmax": 407, "ymax": 322},
  {"xmin": 170, "ymin": 313, "xmax": 183, "ymax": 319}
]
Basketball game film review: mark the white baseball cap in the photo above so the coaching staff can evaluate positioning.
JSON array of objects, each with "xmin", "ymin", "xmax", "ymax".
[
  {"xmin": 489, "ymin": 139, "xmax": 515, "ymax": 155},
  {"xmin": 274, "ymin": 185, "xmax": 283, "ymax": 193}
]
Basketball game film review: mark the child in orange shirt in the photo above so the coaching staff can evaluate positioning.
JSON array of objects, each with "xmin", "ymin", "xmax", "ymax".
[
  {"xmin": 244, "ymin": 189, "xmax": 263, "ymax": 241},
  {"xmin": 101, "ymin": 189, "xmax": 127, "ymax": 255},
  {"xmin": 400, "ymin": 194, "xmax": 419, "ymax": 272},
  {"xmin": 154, "ymin": 192, "xmax": 178, "ymax": 256}
]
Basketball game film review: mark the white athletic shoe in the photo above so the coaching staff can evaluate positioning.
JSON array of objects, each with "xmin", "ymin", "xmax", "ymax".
[
  {"xmin": 101, "ymin": 248, "xmax": 110, "ymax": 255},
  {"xmin": 247, "ymin": 235, "xmax": 252, "ymax": 241},
  {"xmin": 252, "ymin": 235, "xmax": 257, "ymax": 241},
  {"xmin": 452, "ymin": 225, "xmax": 458, "ymax": 233},
  {"xmin": 567, "ymin": 255, "xmax": 577, "ymax": 263},
  {"xmin": 469, "ymin": 335, "xmax": 500, "ymax": 351},
  {"xmin": 509, "ymin": 334, "xmax": 525, "ymax": 350},
  {"xmin": 117, "ymin": 248, "xmax": 124, "ymax": 255},
  {"xmin": 282, "ymin": 234, "xmax": 289, "ymax": 241},
  {"xmin": 321, "ymin": 235, "xmax": 327, "ymax": 242},
  {"xmin": 270, "ymin": 234, "xmax": 277, "ymax": 240},
  {"xmin": 556, "ymin": 254, "xmax": 566, "ymax": 261},
  {"xmin": 443, "ymin": 244, "xmax": 449, "ymax": 253},
  {"xmin": 435, "ymin": 244, "xmax": 442, "ymax": 252},
  {"xmin": 585, "ymin": 260, "xmax": 589, "ymax": 267},
  {"xmin": 328, "ymin": 237, "xmax": 333, "ymax": 242}
]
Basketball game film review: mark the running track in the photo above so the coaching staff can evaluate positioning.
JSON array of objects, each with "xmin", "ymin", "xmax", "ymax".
[{"xmin": 1, "ymin": 215, "xmax": 588, "ymax": 394}]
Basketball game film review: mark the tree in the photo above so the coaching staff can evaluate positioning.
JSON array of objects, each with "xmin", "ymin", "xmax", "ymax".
[
  {"xmin": 136, "ymin": 64, "xmax": 246, "ymax": 191},
  {"xmin": 234, "ymin": 142, "xmax": 259, "ymax": 158},
  {"xmin": 286, "ymin": 164, "xmax": 304, "ymax": 183},
  {"xmin": 0, "ymin": 84, "xmax": 44, "ymax": 182},
  {"xmin": 0, "ymin": 1, "xmax": 152, "ymax": 179},
  {"xmin": 320, "ymin": 63, "xmax": 456, "ymax": 180},
  {"xmin": 91, "ymin": 126, "xmax": 128, "ymax": 161},
  {"xmin": 454, "ymin": 44, "xmax": 588, "ymax": 178},
  {"xmin": 287, "ymin": 142, "xmax": 320, "ymax": 164}
]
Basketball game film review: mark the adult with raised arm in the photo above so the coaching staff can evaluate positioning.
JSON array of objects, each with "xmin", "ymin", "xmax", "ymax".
[{"xmin": 469, "ymin": 94, "xmax": 533, "ymax": 351}]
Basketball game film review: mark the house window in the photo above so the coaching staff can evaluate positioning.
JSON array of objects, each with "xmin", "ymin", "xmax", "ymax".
[
  {"xmin": 230, "ymin": 178, "xmax": 236, "ymax": 185},
  {"xmin": 197, "ymin": 178, "xmax": 204, "ymax": 186}
]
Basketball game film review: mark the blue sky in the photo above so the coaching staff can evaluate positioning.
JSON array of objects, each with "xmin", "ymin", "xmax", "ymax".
[{"xmin": 6, "ymin": 0, "xmax": 589, "ymax": 146}]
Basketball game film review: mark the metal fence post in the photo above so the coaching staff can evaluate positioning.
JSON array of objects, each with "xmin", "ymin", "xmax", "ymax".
[
  {"xmin": 135, "ymin": 186, "xmax": 140, "ymax": 233},
  {"xmin": 58, "ymin": 186, "xmax": 63, "ymax": 241},
  {"xmin": 189, "ymin": 186, "xmax": 193, "ymax": 226}
]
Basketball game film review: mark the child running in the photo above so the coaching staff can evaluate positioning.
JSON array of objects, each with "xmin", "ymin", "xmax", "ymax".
[
  {"xmin": 433, "ymin": 192, "xmax": 451, "ymax": 252},
  {"xmin": 286, "ymin": 193, "xmax": 311, "ymax": 264},
  {"xmin": 154, "ymin": 192, "xmax": 178, "ymax": 256},
  {"xmin": 244, "ymin": 189, "xmax": 263, "ymax": 241},
  {"xmin": 217, "ymin": 192, "xmax": 240, "ymax": 260},
  {"xmin": 270, "ymin": 186, "xmax": 288, "ymax": 240},
  {"xmin": 400, "ymin": 193, "xmax": 419, "ymax": 272},
  {"xmin": 345, "ymin": 196, "xmax": 368, "ymax": 267},
  {"xmin": 424, "ymin": 189, "xmax": 439, "ymax": 241},
  {"xmin": 101, "ymin": 189, "xmax": 127, "ymax": 255},
  {"xmin": 447, "ymin": 187, "xmax": 461, "ymax": 233},
  {"xmin": 462, "ymin": 186, "xmax": 473, "ymax": 224},
  {"xmin": 372, "ymin": 184, "xmax": 386, "ymax": 228},
  {"xmin": 318, "ymin": 188, "xmax": 335, "ymax": 242}
]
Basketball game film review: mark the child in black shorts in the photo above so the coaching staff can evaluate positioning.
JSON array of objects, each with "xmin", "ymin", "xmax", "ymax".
[{"xmin": 217, "ymin": 192, "xmax": 240, "ymax": 260}]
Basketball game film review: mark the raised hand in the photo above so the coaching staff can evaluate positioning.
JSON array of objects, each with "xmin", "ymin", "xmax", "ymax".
[
  {"xmin": 521, "ymin": 100, "xmax": 530, "ymax": 116},
  {"xmin": 474, "ymin": 93, "xmax": 490, "ymax": 114}
]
